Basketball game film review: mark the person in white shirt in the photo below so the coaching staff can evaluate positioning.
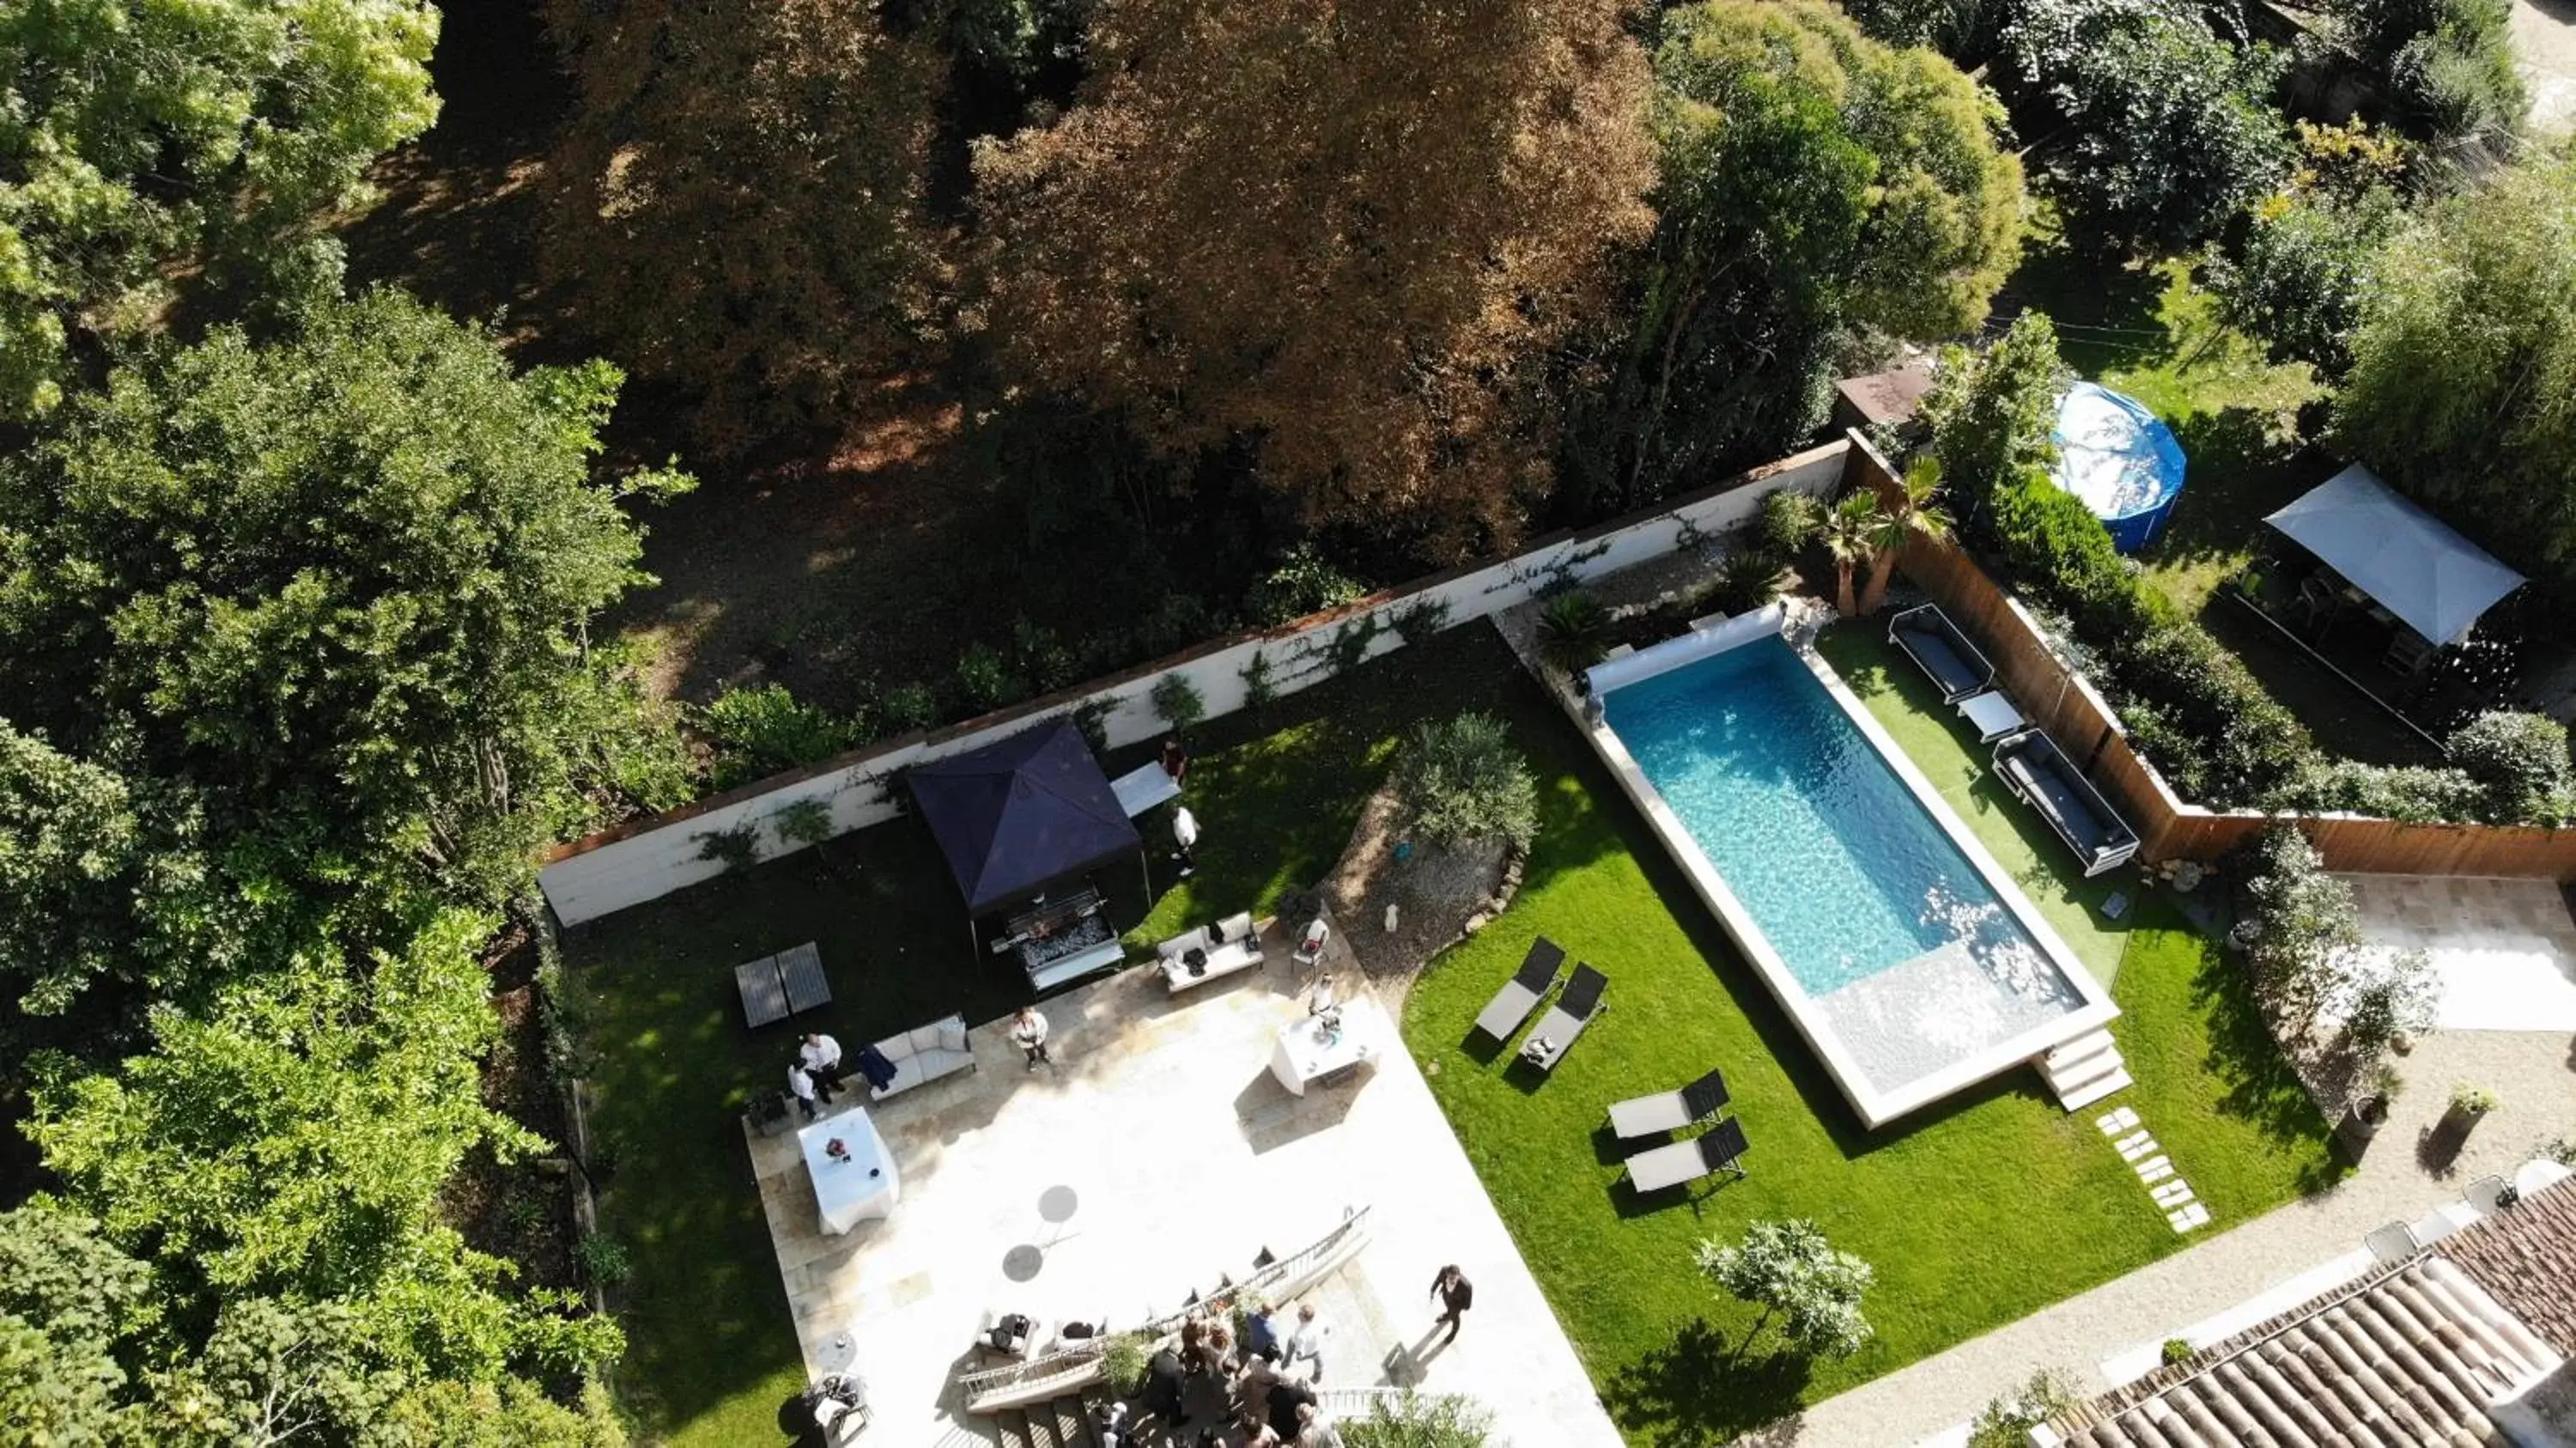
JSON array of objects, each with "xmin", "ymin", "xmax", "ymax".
[
  {"xmin": 1010, "ymin": 1005, "xmax": 1052, "ymax": 1069},
  {"xmin": 787, "ymin": 1061, "xmax": 820, "ymax": 1121},
  {"xmin": 799, "ymin": 1031, "xmax": 843, "ymax": 1101},
  {"xmin": 1172, "ymin": 805, "xmax": 1200, "ymax": 877},
  {"xmin": 1282, "ymin": 1303, "xmax": 1329, "ymax": 1381}
]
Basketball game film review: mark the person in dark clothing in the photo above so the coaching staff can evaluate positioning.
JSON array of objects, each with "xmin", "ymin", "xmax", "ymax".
[
  {"xmin": 1161, "ymin": 737, "xmax": 1190, "ymax": 785},
  {"xmin": 1267, "ymin": 1375, "xmax": 1316, "ymax": 1440},
  {"xmin": 1145, "ymin": 1345, "xmax": 1188, "ymax": 1427},
  {"xmin": 1431, "ymin": 1264, "xmax": 1474, "ymax": 1342}
]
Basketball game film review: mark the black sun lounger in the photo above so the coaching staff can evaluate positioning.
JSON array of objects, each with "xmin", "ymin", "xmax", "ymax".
[
  {"xmin": 1607, "ymin": 1068, "xmax": 1731, "ymax": 1140},
  {"xmin": 1473, "ymin": 937, "xmax": 1566, "ymax": 1042},
  {"xmin": 1888, "ymin": 603, "xmax": 1997, "ymax": 704},
  {"xmin": 1993, "ymin": 729, "xmax": 2142, "ymax": 877},
  {"xmin": 1518, "ymin": 964, "xmax": 1607, "ymax": 1073},
  {"xmin": 1625, "ymin": 1116, "xmax": 1750, "ymax": 1192}
]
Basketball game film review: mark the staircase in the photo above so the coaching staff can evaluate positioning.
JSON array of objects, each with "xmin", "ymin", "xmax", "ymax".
[
  {"xmin": 937, "ymin": 1390, "xmax": 1110, "ymax": 1448},
  {"xmin": 2039, "ymin": 1028, "xmax": 2131, "ymax": 1111}
]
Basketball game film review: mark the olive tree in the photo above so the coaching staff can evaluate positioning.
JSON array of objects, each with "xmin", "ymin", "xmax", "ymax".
[{"xmin": 1696, "ymin": 1218, "xmax": 1874, "ymax": 1359}]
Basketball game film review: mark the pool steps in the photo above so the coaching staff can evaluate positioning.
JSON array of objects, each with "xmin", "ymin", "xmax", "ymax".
[{"xmin": 2041, "ymin": 1029, "xmax": 2133, "ymax": 1111}]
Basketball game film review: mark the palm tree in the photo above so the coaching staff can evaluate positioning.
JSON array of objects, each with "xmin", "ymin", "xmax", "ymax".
[
  {"xmin": 1820, "ymin": 493, "xmax": 1878, "ymax": 618},
  {"xmin": 1857, "ymin": 456, "xmax": 1953, "ymax": 614}
]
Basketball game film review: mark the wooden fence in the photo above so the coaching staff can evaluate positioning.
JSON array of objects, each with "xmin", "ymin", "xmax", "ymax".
[{"xmin": 1845, "ymin": 439, "xmax": 2576, "ymax": 881}]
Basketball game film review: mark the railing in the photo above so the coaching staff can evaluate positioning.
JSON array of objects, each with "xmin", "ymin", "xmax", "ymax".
[
  {"xmin": 1315, "ymin": 1385, "xmax": 1456, "ymax": 1422},
  {"xmin": 957, "ymin": 1204, "xmax": 1375, "ymax": 1414}
]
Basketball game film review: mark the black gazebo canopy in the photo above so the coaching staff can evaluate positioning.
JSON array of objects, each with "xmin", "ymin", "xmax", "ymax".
[{"xmin": 906, "ymin": 720, "xmax": 1143, "ymax": 915}]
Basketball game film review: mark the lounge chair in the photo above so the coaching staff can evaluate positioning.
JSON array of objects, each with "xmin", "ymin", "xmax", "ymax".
[
  {"xmin": 1992, "ymin": 729, "xmax": 2142, "ymax": 878},
  {"xmin": 1607, "ymin": 1068, "xmax": 1731, "ymax": 1140},
  {"xmin": 1625, "ymin": 1117, "xmax": 1749, "ymax": 1192},
  {"xmin": 1888, "ymin": 603, "xmax": 1997, "ymax": 704},
  {"xmin": 1518, "ymin": 964, "xmax": 1607, "ymax": 1073},
  {"xmin": 1473, "ymin": 937, "xmax": 1566, "ymax": 1042}
]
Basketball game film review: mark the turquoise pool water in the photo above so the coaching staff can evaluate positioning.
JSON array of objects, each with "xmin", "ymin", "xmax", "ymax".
[{"xmin": 1601, "ymin": 636, "xmax": 2053, "ymax": 999}]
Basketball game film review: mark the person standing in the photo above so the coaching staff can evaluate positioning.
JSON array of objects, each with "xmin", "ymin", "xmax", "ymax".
[
  {"xmin": 787, "ymin": 1060, "xmax": 821, "ymax": 1122},
  {"xmin": 1172, "ymin": 805, "xmax": 1201, "ymax": 878},
  {"xmin": 799, "ymin": 1031, "xmax": 844, "ymax": 1101},
  {"xmin": 1430, "ymin": 1265, "xmax": 1473, "ymax": 1342},
  {"xmin": 1160, "ymin": 737, "xmax": 1190, "ymax": 785},
  {"xmin": 1010, "ymin": 1005, "xmax": 1053, "ymax": 1069},
  {"xmin": 1282, "ymin": 1303, "xmax": 1329, "ymax": 1382}
]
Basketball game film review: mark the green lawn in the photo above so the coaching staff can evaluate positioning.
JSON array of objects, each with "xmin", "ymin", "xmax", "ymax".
[
  {"xmin": 561, "ymin": 627, "xmax": 1547, "ymax": 1444},
  {"xmin": 1400, "ymin": 624, "xmax": 2340, "ymax": 1445}
]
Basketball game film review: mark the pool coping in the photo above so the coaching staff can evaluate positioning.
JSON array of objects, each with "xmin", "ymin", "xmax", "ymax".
[{"xmin": 1577, "ymin": 610, "xmax": 2118, "ymax": 1129}]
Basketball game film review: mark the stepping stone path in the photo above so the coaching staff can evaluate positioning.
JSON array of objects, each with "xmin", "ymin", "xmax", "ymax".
[{"xmin": 2097, "ymin": 1105, "xmax": 2212, "ymax": 1233}]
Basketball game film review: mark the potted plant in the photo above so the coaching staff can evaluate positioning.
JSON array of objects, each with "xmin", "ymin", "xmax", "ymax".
[
  {"xmin": 2446, "ymin": 1083, "xmax": 2498, "ymax": 1130},
  {"xmin": 2337, "ymin": 1062, "xmax": 2401, "ymax": 1160}
]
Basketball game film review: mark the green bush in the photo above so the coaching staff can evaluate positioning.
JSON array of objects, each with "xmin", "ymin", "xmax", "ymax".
[
  {"xmin": 1397, "ymin": 712, "xmax": 1539, "ymax": 851},
  {"xmin": 2238, "ymin": 824, "xmax": 2366, "ymax": 1026},
  {"xmin": 1759, "ymin": 489, "xmax": 1826, "ymax": 558},
  {"xmin": 698, "ymin": 684, "xmax": 867, "ymax": 789},
  {"xmin": 2268, "ymin": 758, "xmax": 2478, "ymax": 822},
  {"xmin": 2341, "ymin": 947, "xmax": 2438, "ymax": 1055},
  {"xmin": 2161, "ymin": 1337, "xmax": 2196, "ymax": 1366},
  {"xmin": 1989, "ymin": 472, "xmax": 2146, "ymax": 636},
  {"xmin": 1343, "ymin": 1391, "xmax": 1496, "ymax": 1448},
  {"xmin": 1706, "ymin": 549, "xmax": 1792, "ymax": 617},
  {"xmin": 1536, "ymin": 591, "xmax": 1611, "ymax": 674},
  {"xmin": 2444, "ymin": 711, "xmax": 2575, "ymax": 824},
  {"xmin": 2339, "ymin": 0, "xmax": 2525, "ymax": 141},
  {"xmin": 953, "ymin": 644, "xmax": 1026, "ymax": 715},
  {"xmin": 1248, "ymin": 541, "xmax": 1367, "ymax": 625},
  {"xmin": 880, "ymin": 681, "xmax": 939, "ymax": 735},
  {"xmin": 2108, "ymin": 623, "xmax": 2312, "ymax": 803},
  {"xmin": 1966, "ymin": 1368, "xmax": 2083, "ymax": 1447},
  {"xmin": 1150, "ymin": 672, "xmax": 1206, "ymax": 733},
  {"xmin": 577, "ymin": 1232, "xmax": 633, "ymax": 1286}
]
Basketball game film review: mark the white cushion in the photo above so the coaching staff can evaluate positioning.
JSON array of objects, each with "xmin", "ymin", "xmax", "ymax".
[
  {"xmin": 937, "ymin": 1019, "xmax": 969, "ymax": 1054},
  {"xmin": 1217, "ymin": 912, "xmax": 1255, "ymax": 943},
  {"xmin": 908, "ymin": 1024, "xmax": 944, "ymax": 1055},
  {"xmin": 872, "ymin": 1032, "xmax": 915, "ymax": 1062}
]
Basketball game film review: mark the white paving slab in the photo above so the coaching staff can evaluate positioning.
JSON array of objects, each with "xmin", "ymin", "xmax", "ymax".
[
  {"xmin": 2338, "ymin": 873, "xmax": 2576, "ymax": 1031},
  {"xmin": 747, "ymin": 931, "xmax": 1622, "ymax": 1447}
]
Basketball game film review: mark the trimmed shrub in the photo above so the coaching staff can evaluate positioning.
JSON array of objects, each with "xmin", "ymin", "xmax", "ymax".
[
  {"xmin": 1343, "ymin": 1391, "xmax": 1496, "ymax": 1448},
  {"xmin": 1397, "ymin": 712, "xmax": 1539, "ymax": 850},
  {"xmin": 2444, "ymin": 711, "xmax": 2575, "ymax": 824},
  {"xmin": 1759, "ymin": 489, "xmax": 1826, "ymax": 558},
  {"xmin": 2268, "ymin": 758, "xmax": 2479, "ymax": 823},
  {"xmin": 699, "ymin": 684, "xmax": 868, "ymax": 789},
  {"xmin": 2108, "ymin": 623, "xmax": 2312, "ymax": 803}
]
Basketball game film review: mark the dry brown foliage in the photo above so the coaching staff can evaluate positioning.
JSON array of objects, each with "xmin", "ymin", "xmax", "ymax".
[
  {"xmin": 971, "ymin": 0, "xmax": 1656, "ymax": 561},
  {"xmin": 541, "ymin": 0, "xmax": 950, "ymax": 455}
]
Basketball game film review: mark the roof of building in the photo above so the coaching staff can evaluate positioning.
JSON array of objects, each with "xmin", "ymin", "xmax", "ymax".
[
  {"xmin": 1833, "ymin": 361, "xmax": 1935, "ymax": 428},
  {"xmin": 2048, "ymin": 1178, "xmax": 2576, "ymax": 1448}
]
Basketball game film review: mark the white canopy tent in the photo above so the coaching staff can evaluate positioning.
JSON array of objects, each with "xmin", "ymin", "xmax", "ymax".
[{"xmin": 2263, "ymin": 464, "xmax": 2525, "ymax": 646}]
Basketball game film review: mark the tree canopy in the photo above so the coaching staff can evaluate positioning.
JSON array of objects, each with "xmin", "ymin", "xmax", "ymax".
[
  {"xmin": 0, "ymin": 290, "xmax": 690, "ymax": 1013},
  {"xmin": 542, "ymin": 0, "xmax": 948, "ymax": 454},
  {"xmin": 2002, "ymin": 0, "xmax": 2289, "ymax": 249},
  {"xmin": 2335, "ymin": 155, "xmax": 2576, "ymax": 592},
  {"xmin": 0, "ymin": 0, "xmax": 440, "ymax": 418},
  {"xmin": 1568, "ymin": 0, "xmax": 2021, "ymax": 512},
  {"xmin": 971, "ymin": 0, "xmax": 1657, "ymax": 562},
  {"xmin": 1697, "ymin": 1218, "xmax": 1875, "ymax": 1360}
]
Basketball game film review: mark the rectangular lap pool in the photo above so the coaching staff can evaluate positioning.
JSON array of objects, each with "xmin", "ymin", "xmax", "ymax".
[{"xmin": 1583, "ymin": 612, "xmax": 2114, "ymax": 1127}]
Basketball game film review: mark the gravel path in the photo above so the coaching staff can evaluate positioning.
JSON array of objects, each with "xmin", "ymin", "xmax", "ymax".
[{"xmin": 1728, "ymin": 1027, "xmax": 2576, "ymax": 1448}]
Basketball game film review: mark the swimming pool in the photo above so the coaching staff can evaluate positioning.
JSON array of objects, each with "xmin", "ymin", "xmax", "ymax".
[{"xmin": 1583, "ymin": 613, "xmax": 2113, "ymax": 1126}]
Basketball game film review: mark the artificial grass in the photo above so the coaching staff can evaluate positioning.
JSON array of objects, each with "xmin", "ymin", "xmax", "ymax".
[
  {"xmin": 1400, "ymin": 623, "xmax": 2340, "ymax": 1445},
  {"xmin": 561, "ymin": 627, "xmax": 1546, "ymax": 1443}
]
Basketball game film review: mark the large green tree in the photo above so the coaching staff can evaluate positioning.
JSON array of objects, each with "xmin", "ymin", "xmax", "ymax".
[
  {"xmin": 2336, "ymin": 155, "xmax": 2576, "ymax": 590},
  {"xmin": 0, "ymin": 290, "xmax": 690, "ymax": 1013},
  {"xmin": 973, "ymin": 0, "xmax": 1658, "ymax": 562},
  {"xmin": 1569, "ymin": 0, "xmax": 2022, "ymax": 513},
  {"xmin": 0, "ymin": 0, "xmax": 439, "ymax": 418},
  {"xmin": 541, "ymin": 0, "xmax": 948, "ymax": 454}
]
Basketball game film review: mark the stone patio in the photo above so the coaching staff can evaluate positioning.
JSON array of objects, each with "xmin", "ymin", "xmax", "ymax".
[
  {"xmin": 2340, "ymin": 873, "xmax": 2576, "ymax": 1031},
  {"xmin": 746, "ymin": 922, "xmax": 1623, "ymax": 1445}
]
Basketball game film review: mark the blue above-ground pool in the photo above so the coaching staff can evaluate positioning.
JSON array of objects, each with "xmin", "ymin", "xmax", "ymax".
[
  {"xmin": 2051, "ymin": 382, "xmax": 2186, "ymax": 554},
  {"xmin": 1581, "ymin": 614, "xmax": 2115, "ymax": 1127}
]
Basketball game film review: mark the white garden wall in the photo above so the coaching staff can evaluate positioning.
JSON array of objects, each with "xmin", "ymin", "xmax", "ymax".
[{"xmin": 539, "ymin": 438, "xmax": 1852, "ymax": 925}]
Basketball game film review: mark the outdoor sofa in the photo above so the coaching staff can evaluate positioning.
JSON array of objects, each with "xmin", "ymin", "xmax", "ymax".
[
  {"xmin": 1156, "ymin": 912, "xmax": 1264, "ymax": 994},
  {"xmin": 1624, "ymin": 1116, "xmax": 1749, "ymax": 1193},
  {"xmin": 1607, "ymin": 1068, "xmax": 1731, "ymax": 1140},
  {"xmin": 865, "ymin": 1012, "xmax": 980, "ymax": 1102},
  {"xmin": 1992, "ymin": 729, "xmax": 2142, "ymax": 877},
  {"xmin": 1473, "ymin": 937, "xmax": 1566, "ymax": 1042},
  {"xmin": 1888, "ymin": 603, "xmax": 1997, "ymax": 704},
  {"xmin": 1518, "ymin": 964, "xmax": 1607, "ymax": 1074}
]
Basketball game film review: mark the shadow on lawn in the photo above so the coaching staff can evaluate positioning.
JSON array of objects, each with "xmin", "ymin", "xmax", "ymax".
[
  {"xmin": 1605, "ymin": 1318, "xmax": 1815, "ymax": 1448},
  {"xmin": 2187, "ymin": 939, "xmax": 2346, "ymax": 1192}
]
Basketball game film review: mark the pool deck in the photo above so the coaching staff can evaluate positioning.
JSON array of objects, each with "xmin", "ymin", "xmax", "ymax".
[{"xmin": 1577, "ymin": 605, "xmax": 2115, "ymax": 1129}]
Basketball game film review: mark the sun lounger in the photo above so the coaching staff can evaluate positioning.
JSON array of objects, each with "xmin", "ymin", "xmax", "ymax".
[
  {"xmin": 1607, "ymin": 1068, "xmax": 1731, "ymax": 1140},
  {"xmin": 1518, "ymin": 964, "xmax": 1607, "ymax": 1073},
  {"xmin": 1992, "ymin": 729, "xmax": 2142, "ymax": 877},
  {"xmin": 1889, "ymin": 603, "xmax": 1997, "ymax": 704},
  {"xmin": 1625, "ymin": 1117, "xmax": 1749, "ymax": 1192},
  {"xmin": 1473, "ymin": 937, "xmax": 1566, "ymax": 1042}
]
